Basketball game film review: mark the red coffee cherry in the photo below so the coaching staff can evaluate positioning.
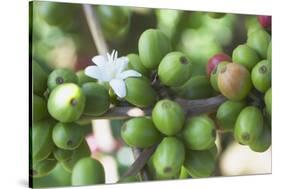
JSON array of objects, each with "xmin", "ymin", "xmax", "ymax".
[
  {"xmin": 206, "ymin": 53, "xmax": 231, "ymax": 78},
  {"xmin": 257, "ymin": 16, "xmax": 271, "ymax": 31}
]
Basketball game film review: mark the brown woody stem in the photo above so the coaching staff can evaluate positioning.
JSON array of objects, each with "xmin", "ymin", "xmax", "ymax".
[{"xmin": 77, "ymin": 95, "xmax": 227, "ymax": 124}]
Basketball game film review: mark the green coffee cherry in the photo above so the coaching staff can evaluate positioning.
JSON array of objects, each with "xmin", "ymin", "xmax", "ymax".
[
  {"xmin": 179, "ymin": 166, "xmax": 189, "ymax": 179},
  {"xmin": 234, "ymin": 106, "xmax": 263, "ymax": 145},
  {"xmin": 48, "ymin": 68, "xmax": 78, "ymax": 91},
  {"xmin": 138, "ymin": 29, "xmax": 172, "ymax": 70},
  {"xmin": 61, "ymin": 140, "xmax": 91, "ymax": 173},
  {"xmin": 264, "ymin": 88, "xmax": 272, "ymax": 115},
  {"xmin": 53, "ymin": 148, "xmax": 73, "ymax": 162},
  {"xmin": 52, "ymin": 122, "xmax": 84, "ymax": 150},
  {"xmin": 247, "ymin": 29, "xmax": 271, "ymax": 59},
  {"xmin": 47, "ymin": 83, "xmax": 85, "ymax": 122},
  {"xmin": 158, "ymin": 52, "xmax": 192, "ymax": 87},
  {"xmin": 153, "ymin": 137, "xmax": 185, "ymax": 180},
  {"xmin": 72, "ymin": 157, "xmax": 105, "ymax": 186},
  {"xmin": 76, "ymin": 70, "xmax": 96, "ymax": 86},
  {"xmin": 184, "ymin": 148, "xmax": 216, "ymax": 178},
  {"xmin": 232, "ymin": 44, "xmax": 260, "ymax": 70},
  {"xmin": 249, "ymin": 124, "xmax": 271, "ymax": 152},
  {"xmin": 152, "ymin": 99, "xmax": 185, "ymax": 136},
  {"xmin": 127, "ymin": 54, "xmax": 150, "ymax": 77},
  {"xmin": 125, "ymin": 77, "xmax": 157, "ymax": 108},
  {"xmin": 121, "ymin": 117, "xmax": 162, "ymax": 148},
  {"xmin": 251, "ymin": 60, "xmax": 271, "ymax": 93},
  {"xmin": 32, "ymin": 60, "xmax": 48, "ymax": 96},
  {"xmin": 183, "ymin": 115, "xmax": 216, "ymax": 150},
  {"xmin": 33, "ymin": 94, "xmax": 48, "ymax": 122},
  {"xmin": 216, "ymin": 100, "xmax": 246, "ymax": 131},
  {"xmin": 210, "ymin": 61, "xmax": 228, "ymax": 91},
  {"xmin": 31, "ymin": 155, "xmax": 57, "ymax": 178},
  {"xmin": 175, "ymin": 75, "xmax": 214, "ymax": 99},
  {"xmin": 81, "ymin": 82, "xmax": 110, "ymax": 116},
  {"xmin": 32, "ymin": 119, "xmax": 55, "ymax": 161}
]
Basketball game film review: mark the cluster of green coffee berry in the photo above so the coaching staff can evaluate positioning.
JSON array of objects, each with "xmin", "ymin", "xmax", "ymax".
[
  {"xmin": 121, "ymin": 102, "xmax": 217, "ymax": 179},
  {"xmin": 32, "ymin": 61, "xmax": 109, "ymax": 185},
  {"xmin": 208, "ymin": 28, "xmax": 272, "ymax": 151},
  {"xmin": 120, "ymin": 28, "xmax": 216, "ymax": 179},
  {"xmin": 120, "ymin": 25, "xmax": 272, "ymax": 179}
]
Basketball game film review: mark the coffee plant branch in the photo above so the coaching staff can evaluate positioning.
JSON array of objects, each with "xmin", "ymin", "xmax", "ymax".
[
  {"xmin": 78, "ymin": 95, "xmax": 227, "ymax": 122},
  {"xmin": 131, "ymin": 148, "xmax": 152, "ymax": 181}
]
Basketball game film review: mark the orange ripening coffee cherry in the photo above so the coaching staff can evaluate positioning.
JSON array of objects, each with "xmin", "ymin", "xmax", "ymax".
[{"xmin": 218, "ymin": 63, "xmax": 252, "ymax": 101}]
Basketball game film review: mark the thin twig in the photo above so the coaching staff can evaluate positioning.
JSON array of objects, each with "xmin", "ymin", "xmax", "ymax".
[
  {"xmin": 131, "ymin": 148, "xmax": 150, "ymax": 181},
  {"xmin": 176, "ymin": 95, "xmax": 227, "ymax": 117},
  {"xmin": 82, "ymin": 4, "xmax": 108, "ymax": 54},
  {"xmin": 120, "ymin": 144, "xmax": 158, "ymax": 180},
  {"xmin": 78, "ymin": 95, "xmax": 227, "ymax": 123}
]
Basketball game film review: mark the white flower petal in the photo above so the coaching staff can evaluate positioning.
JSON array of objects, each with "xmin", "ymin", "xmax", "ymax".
[
  {"xmin": 117, "ymin": 70, "xmax": 142, "ymax": 80},
  {"xmin": 109, "ymin": 79, "xmax": 126, "ymax": 98},
  {"xmin": 115, "ymin": 56, "xmax": 129, "ymax": 75},
  {"xmin": 92, "ymin": 55, "xmax": 107, "ymax": 67},
  {"xmin": 85, "ymin": 66, "xmax": 102, "ymax": 80},
  {"xmin": 93, "ymin": 54, "xmax": 116, "ymax": 81}
]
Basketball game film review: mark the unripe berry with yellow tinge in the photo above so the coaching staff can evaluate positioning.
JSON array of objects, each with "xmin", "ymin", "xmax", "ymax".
[{"xmin": 218, "ymin": 63, "xmax": 252, "ymax": 101}]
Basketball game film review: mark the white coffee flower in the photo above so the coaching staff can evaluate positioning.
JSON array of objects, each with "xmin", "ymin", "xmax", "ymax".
[{"xmin": 85, "ymin": 50, "xmax": 142, "ymax": 98}]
